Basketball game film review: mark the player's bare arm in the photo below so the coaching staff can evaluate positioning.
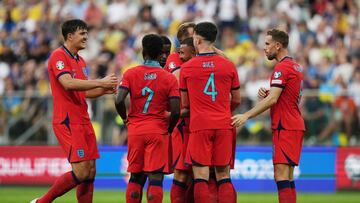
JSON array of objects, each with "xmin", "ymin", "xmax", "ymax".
[
  {"xmin": 168, "ymin": 98, "xmax": 181, "ymax": 134},
  {"xmin": 114, "ymin": 88, "xmax": 129, "ymax": 123},
  {"xmin": 180, "ymin": 91, "xmax": 190, "ymax": 108},
  {"xmin": 230, "ymin": 88, "xmax": 241, "ymax": 112},
  {"xmin": 58, "ymin": 73, "xmax": 118, "ymax": 91},
  {"xmin": 231, "ymin": 86, "xmax": 282, "ymax": 127}
]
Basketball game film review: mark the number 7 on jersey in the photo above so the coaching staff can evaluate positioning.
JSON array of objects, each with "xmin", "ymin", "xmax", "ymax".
[{"xmin": 141, "ymin": 86, "xmax": 154, "ymax": 113}]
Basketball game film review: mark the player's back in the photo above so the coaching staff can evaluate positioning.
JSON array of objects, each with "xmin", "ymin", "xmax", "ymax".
[
  {"xmin": 270, "ymin": 57, "xmax": 305, "ymax": 130},
  {"xmin": 122, "ymin": 65, "xmax": 179, "ymax": 134},
  {"xmin": 181, "ymin": 53, "xmax": 239, "ymax": 131}
]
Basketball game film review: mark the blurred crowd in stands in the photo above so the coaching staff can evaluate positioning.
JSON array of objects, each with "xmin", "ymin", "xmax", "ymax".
[{"xmin": 0, "ymin": 0, "xmax": 359, "ymax": 146}]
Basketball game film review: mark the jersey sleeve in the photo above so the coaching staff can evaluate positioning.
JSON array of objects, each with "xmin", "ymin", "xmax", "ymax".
[
  {"xmin": 118, "ymin": 70, "xmax": 131, "ymax": 90},
  {"xmin": 270, "ymin": 64, "xmax": 288, "ymax": 88},
  {"xmin": 168, "ymin": 74, "xmax": 180, "ymax": 98},
  {"xmin": 49, "ymin": 51, "xmax": 71, "ymax": 80},
  {"xmin": 179, "ymin": 66, "xmax": 187, "ymax": 92},
  {"xmin": 165, "ymin": 53, "xmax": 182, "ymax": 73},
  {"xmin": 231, "ymin": 65, "xmax": 240, "ymax": 90}
]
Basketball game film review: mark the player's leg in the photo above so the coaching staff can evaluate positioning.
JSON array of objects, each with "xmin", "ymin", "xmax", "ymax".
[
  {"xmin": 143, "ymin": 133, "xmax": 169, "ymax": 203},
  {"xmin": 186, "ymin": 130, "xmax": 214, "ymax": 202},
  {"xmin": 147, "ymin": 173, "xmax": 164, "ymax": 203},
  {"xmin": 213, "ymin": 129, "xmax": 236, "ymax": 203},
  {"xmin": 274, "ymin": 164, "xmax": 293, "ymax": 203},
  {"xmin": 76, "ymin": 160, "xmax": 96, "ymax": 203},
  {"xmin": 289, "ymin": 166, "xmax": 296, "ymax": 202},
  {"xmin": 171, "ymin": 169, "xmax": 189, "ymax": 203},
  {"xmin": 126, "ymin": 133, "xmax": 145, "ymax": 203},
  {"xmin": 127, "ymin": 172, "xmax": 147, "ymax": 203},
  {"xmin": 76, "ymin": 124, "xmax": 99, "ymax": 203}
]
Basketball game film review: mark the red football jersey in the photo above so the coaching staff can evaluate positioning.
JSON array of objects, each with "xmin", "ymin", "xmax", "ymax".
[
  {"xmin": 180, "ymin": 53, "xmax": 240, "ymax": 131},
  {"xmin": 119, "ymin": 62, "xmax": 180, "ymax": 134},
  {"xmin": 48, "ymin": 46, "xmax": 91, "ymax": 124},
  {"xmin": 164, "ymin": 52, "xmax": 183, "ymax": 73},
  {"xmin": 269, "ymin": 56, "xmax": 305, "ymax": 130}
]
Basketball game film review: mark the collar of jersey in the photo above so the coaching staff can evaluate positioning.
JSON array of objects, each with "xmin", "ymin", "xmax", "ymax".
[
  {"xmin": 196, "ymin": 52, "xmax": 217, "ymax": 57},
  {"xmin": 143, "ymin": 60, "xmax": 161, "ymax": 68},
  {"xmin": 62, "ymin": 45, "xmax": 80, "ymax": 61},
  {"xmin": 280, "ymin": 56, "xmax": 292, "ymax": 62}
]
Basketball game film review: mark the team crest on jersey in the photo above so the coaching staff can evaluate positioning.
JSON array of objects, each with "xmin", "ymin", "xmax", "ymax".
[
  {"xmin": 56, "ymin": 61, "xmax": 64, "ymax": 70},
  {"xmin": 82, "ymin": 67, "xmax": 89, "ymax": 77},
  {"xmin": 169, "ymin": 62, "xmax": 176, "ymax": 69},
  {"xmin": 77, "ymin": 149, "xmax": 85, "ymax": 158},
  {"xmin": 274, "ymin": 71, "xmax": 282, "ymax": 79}
]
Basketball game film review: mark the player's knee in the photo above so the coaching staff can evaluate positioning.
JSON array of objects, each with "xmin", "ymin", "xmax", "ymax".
[
  {"xmin": 174, "ymin": 170, "xmax": 188, "ymax": 183},
  {"xmin": 148, "ymin": 173, "xmax": 164, "ymax": 182},
  {"xmin": 74, "ymin": 168, "xmax": 91, "ymax": 182}
]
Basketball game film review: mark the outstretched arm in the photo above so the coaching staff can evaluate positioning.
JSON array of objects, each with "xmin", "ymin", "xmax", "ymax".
[
  {"xmin": 58, "ymin": 73, "xmax": 118, "ymax": 91},
  {"xmin": 231, "ymin": 86, "xmax": 282, "ymax": 127}
]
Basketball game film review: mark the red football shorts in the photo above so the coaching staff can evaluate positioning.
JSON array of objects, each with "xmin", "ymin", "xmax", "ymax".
[
  {"xmin": 230, "ymin": 127, "xmax": 237, "ymax": 169},
  {"xmin": 272, "ymin": 129, "xmax": 304, "ymax": 166},
  {"xmin": 53, "ymin": 123, "xmax": 100, "ymax": 163},
  {"xmin": 186, "ymin": 129, "xmax": 233, "ymax": 166},
  {"xmin": 172, "ymin": 118, "xmax": 191, "ymax": 171},
  {"xmin": 127, "ymin": 133, "xmax": 170, "ymax": 173}
]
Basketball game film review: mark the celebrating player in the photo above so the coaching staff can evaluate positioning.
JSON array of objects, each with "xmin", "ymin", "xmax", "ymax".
[
  {"xmin": 180, "ymin": 22, "xmax": 241, "ymax": 202},
  {"xmin": 232, "ymin": 29, "xmax": 305, "ymax": 203},
  {"xmin": 115, "ymin": 34, "xmax": 180, "ymax": 203},
  {"xmin": 31, "ymin": 19, "xmax": 118, "ymax": 203}
]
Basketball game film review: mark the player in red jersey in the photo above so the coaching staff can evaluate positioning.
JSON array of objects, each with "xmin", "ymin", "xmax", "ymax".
[
  {"xmin": 115, "ymin": 34, "xmax": 180, "ymax": 203},
  {"xmin": 232, "ymin": 29, "xmax": 305, "ymax": 203},
  {"xmin": 31, "ymin": 19, "xmax": 118, "ymax": 203},
  {"xmin": 180, "ymin": 22, "xmax": 241, "ymax": 203},
  {"xmin": 164, "ymin": 22, "xmax": 196, "ymax": 73},
  {"xmin": 170, "ymin": 37, "xmax": 196, "ymax": 203}
]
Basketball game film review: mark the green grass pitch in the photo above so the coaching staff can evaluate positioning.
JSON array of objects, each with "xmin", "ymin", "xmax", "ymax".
[{"xmin": 1, "ymin": 186, "xmax": 359, "ymax": 203}]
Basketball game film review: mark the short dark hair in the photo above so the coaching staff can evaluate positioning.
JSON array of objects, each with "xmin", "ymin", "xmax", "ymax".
[
  {"xmin": 61, "ymin": 19, "xmax": 88, "ymax": 40},
  {"xmin": 160, "ymin": 35, "xmax": 171, "ymax": 46},
  {"xmin": 194, "ymin": 22, "xmax": 217, "ymax": 43},
  {"xmin": 176, "ymin": 22, "xmax": 196, "ymax": 41},
  {"xmin": 267, "ymin": 29, "xmax": 289, "ymax": 48},
  {"xmin": 142, "ymin": 34, "xmax": 163, "ymax": 60},
  {"xmin": 180, "ymin": 37, "xmax": 194, "ymax": 48}
]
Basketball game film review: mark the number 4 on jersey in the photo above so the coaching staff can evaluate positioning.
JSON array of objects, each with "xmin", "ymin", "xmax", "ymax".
[
  {"xmin": 203, "ymin": 73, "xmax": 217, "ymax": 101},
  {"xmin": 142, "ymin": 86, "xmax": 154, "ymax": 113}
]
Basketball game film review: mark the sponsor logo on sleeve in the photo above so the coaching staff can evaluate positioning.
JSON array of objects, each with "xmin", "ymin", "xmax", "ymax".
[
  {"xmin": 169, "ymin": 62, "xmax": 176, "ymax": 69},
  {"xmin": 274, "ymin": 71, "xmax": 282, "ymax": 79},
  {"xmin": 56, "ymin": 61, "xmax": 64, "ymax": 70}
]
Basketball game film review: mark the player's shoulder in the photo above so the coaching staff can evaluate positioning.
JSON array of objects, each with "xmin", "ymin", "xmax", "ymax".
[{"xmin": 49, "ymin": 47, "xmax": 66, "ymax": 59}]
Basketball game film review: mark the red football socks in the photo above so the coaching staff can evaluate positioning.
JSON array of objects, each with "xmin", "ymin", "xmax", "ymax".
[
  {"xmin": 194, "ymin": 179, "xmax": 210, "ymax": 203},
  {"xmin": 170, "ymin": 179, "xmax": 187, "ymax": 203},
  {"xmin": 147, "ymin": 180, "xmax": 163, "ymax": 203},
  {"xmin": 277, "ymin": 180, "xmax": 293, "ymax": 203},
  {"xmin": 217, "ymin": 178, "xmax": 236, "ymax": 203},
  {"xmin": 37, "ymin": 171, "xmax": 79, "ymax": 203},
  {"xmin": 126, "ymin": 182, "xmax": 142, "ymax": 203},
  {"xmin": 76, "ymin": 179, "xmax": 94, "ymax": 203}
]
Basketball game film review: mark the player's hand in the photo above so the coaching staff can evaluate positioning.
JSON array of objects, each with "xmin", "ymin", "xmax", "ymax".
[
  {"xmin": 99, "ymin": 74, "xmax": 118, "ymax": 89},
  {"xmin": 231, "ymin": 114, "xmax": 249, "ymax": 127},
  {"xmin": 258, "ymin": 87, "xmax": 269, "ymax": 99}
]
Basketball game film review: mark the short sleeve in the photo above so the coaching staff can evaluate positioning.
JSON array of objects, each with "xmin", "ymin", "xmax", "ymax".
[
  {"xmin": 231, "ymin": 65, "xmax": 240, "ymax": 90},
  {"xmin": 49, "ymin": 51, "xmax": 71, "ymax": 80},
  {"xmin": 270, "ymin": 64, "xmax": 288, "ymax": 88},
  {"xmin": 179, "ymin": 67, "xmax": 187, "ymax": 91},
  {"xmin": 165, "ymin": 53, "xmax": 182, "ymax": 73},
  {"xmin": 168, "ymin": 74, "xmax": 180, "ymax": 98},
  {"xmin": 118, "ymin": 70, "xmax": 131, "ymax": 90}
]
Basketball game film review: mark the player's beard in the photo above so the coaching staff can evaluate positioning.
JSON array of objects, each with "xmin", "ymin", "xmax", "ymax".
[{"xmin": 267, "ymin": 53, "xmax": 276, "ymax": 60}]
